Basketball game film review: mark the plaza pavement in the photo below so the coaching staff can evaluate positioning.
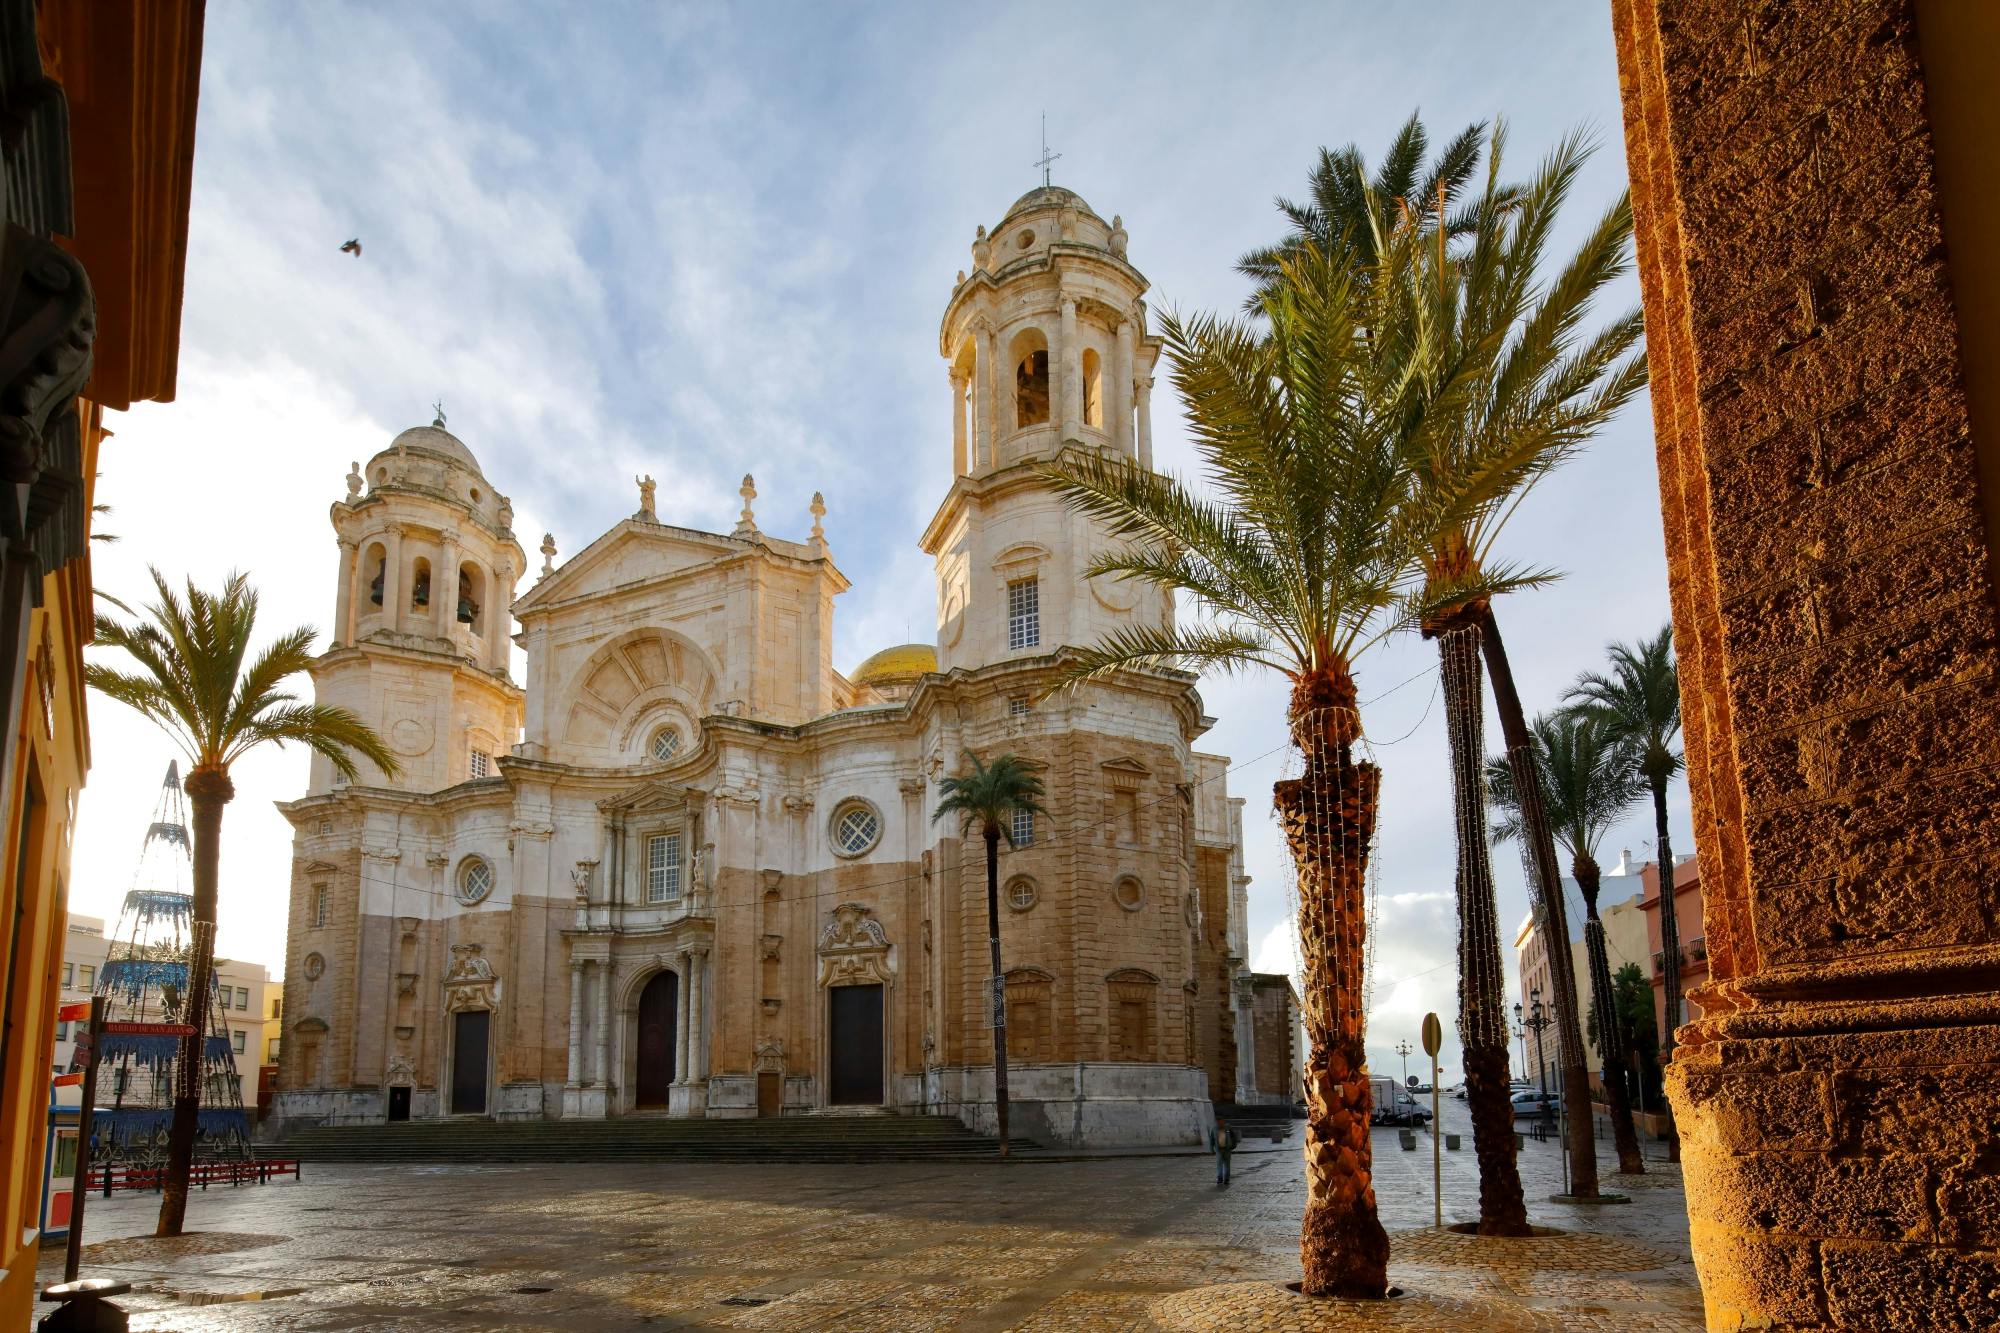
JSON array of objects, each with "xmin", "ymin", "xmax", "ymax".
[{"xmin": 35, "ymin": 1101, "xmax": 1703, "ymax": 1330}]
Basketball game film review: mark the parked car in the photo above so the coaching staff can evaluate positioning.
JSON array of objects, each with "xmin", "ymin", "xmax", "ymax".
[{"xmin": 1510, "ymin": 1088, "xmax": 1560, "ymax": 1118}]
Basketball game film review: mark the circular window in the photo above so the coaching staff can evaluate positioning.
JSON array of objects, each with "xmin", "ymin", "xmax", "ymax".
[
  {"xmin": 1016, "ymin": 229, "xmax": 1035, "ymax": 249},
  {"xmin": 830, "ymin": 801, "xmax": 882, "ymax": 858},
  {"xmin": 470, "ymin": 487, "xmax": 482, "ymax": 502},
  {"xmin": 302, "ymin": 952, "xmax": 325, "ymax": 981},
  {"xmin": 649, "ymin": 726, "xmax": 682, "ymax": 763},
  {"xmin": 456, "ymin": 856, "xmax": 494, "ymax": 905},
  {"xmin": 1006, "ymin": 875, "xmax": 1038, "ymax": 912},
  {"xmin": 1114, "ymin": 876, "xmax": 1145, "ymax": 913}
]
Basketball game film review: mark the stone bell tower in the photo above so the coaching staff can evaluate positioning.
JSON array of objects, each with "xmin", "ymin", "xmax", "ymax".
[
  {"xmin": 308, "ymin": 415, "xmax": 525, "ymax": 793},
  {"xmin": 921, "ymin": 186, "xmax": 1172, "ymax": 672}
]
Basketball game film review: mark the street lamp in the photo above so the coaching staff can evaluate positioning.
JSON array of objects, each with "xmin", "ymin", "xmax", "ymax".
[
  {"xmin": 1518, "ymin": 988, "xmax": 1553, "ymax": 1096},
  {"xmin": 1395, "ymin": 1039, "xmax": 1413, "ymax": 1087}
]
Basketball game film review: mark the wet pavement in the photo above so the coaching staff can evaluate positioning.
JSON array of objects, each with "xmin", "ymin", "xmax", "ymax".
[{"xmin": 34, "ymin": 1102, "xmax": 1703, "ymax": 1330}]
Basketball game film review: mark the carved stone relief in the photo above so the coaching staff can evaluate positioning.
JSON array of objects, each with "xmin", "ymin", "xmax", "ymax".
[{"xmin": 817, "ymin": 902, "xmax": 895, "ymax": 987}]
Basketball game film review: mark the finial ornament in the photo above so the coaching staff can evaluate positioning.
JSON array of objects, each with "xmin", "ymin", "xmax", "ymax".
[
  {"xmin": 1109, "ymin": 214, "xmax": 1128, "ymax": 258},
  {"xmin": 809, "ymin": 491, "xmax": 826, "ymax": 548},
  {"xmin": 345, "ymin": 460, "xmax": 363, "ymax": 501},
  {"xmin": 540, "ymin": 532, "xmax": 557, "ymax": 578},
  {"xmin": 734, "ymin": 474, "xmax": 759, "ymax": 538},
  {"xmin": 635, "ymin": 473, "xmax": 657, "ymax": 520},
  {"xmin": 1036, "ymin": 112, "xmax": 1061, "ymax": 188},
  {"xmin": 432, "ymin": 399, "xmax": 447, "ymax": 428},
  {"xmin": 972, "ymin": 225, "xmax": 991, "ymax": 273}
]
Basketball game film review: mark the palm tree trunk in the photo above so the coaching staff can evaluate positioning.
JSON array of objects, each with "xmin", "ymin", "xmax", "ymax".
[
  {"xmin": 1432, "ymin": 618, "xmax": 1529, "ymax": 1234},
  {"xmin": 1278, "ymin": 667, "xmax": 1389, "ymax": 1298},
  {"xmin": 1477, "ymin": 605, "xmax": 1600, "ymax": 1199},
  {"xmin": 1649, "ymin": 777, "xmax": 1683, "ymax": 1163},
  {"xmin": 985, "ymin": 825, "xmax": 1010, "ymax": 1158},
  {"xmin": 157, "ymin": 766, "xmax": 232, "ymax": 1237},
  {"xmin": 1576, "ymin": 854, "xmax": 1644, "ymax": 1175}
]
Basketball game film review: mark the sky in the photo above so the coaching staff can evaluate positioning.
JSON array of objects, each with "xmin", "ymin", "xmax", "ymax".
[{"xmin": 74, "ymin": 0, "xmax": 1691, "ymax": 1083}]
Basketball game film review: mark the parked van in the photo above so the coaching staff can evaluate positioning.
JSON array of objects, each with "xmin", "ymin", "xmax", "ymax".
[{"xmin": 1368, "ymin": 1075, "xmax": 1433, "ymax": 1126}]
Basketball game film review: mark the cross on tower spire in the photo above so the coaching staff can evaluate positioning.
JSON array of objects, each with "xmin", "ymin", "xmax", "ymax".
[{"xmin": 1036, "ymin": 113, "xmax": 1061, "ymax": 188}]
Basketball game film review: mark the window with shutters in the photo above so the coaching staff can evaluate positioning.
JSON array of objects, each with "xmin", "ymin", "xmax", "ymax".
[{"xmin": 1108, "ymin": 970, "xmax": 1159, "ymax": 1061}]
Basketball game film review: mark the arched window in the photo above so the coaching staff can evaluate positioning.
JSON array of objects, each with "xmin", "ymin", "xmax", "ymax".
[
  {"xmin": 1081, "ymin": 348, "xmax": 1103, "ymax": 427},
  {"xmin": 410, "ymin": 557, "xmax": 432, "ymax": 611},
  {"xmin": 457, "ymin": 563, "xmax": 486, "ymax": 634},
  {"xmin": 1011, "ymin": 329, "xmax": 1050, "ymax": 429},
  {"xmin": 365, "ymin": 543, "xmax": 387, "ymax": 607},
  {"xmin": 1005, "ymin": 967, "xmax": 1055, "ymax": 1063}
]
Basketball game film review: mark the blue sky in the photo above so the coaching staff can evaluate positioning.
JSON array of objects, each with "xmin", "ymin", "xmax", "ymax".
[{"xmin": 76, "ymin": 0, "xmax": 1689, "ymax": 1080}]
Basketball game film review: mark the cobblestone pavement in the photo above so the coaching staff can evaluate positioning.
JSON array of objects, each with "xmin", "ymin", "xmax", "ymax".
[{"xmin": 34, "ymin": 1103, "xmax": 1702, "ymax": 1330}]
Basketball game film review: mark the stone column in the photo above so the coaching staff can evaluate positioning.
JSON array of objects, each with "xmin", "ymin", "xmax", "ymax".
[
  {"xmin": 566, "ymin": 960, "xmax": 587, "ymax": 1085},
  {"xmin": 1113, "ymin": 320, "xmax": 1135, "ymax": 456},
  {"xmin": 436, "ymin": 534, "xmax": 459, "ymax": 640},
  {"xmin": 1612, "ymin": 3, "xmax": 2000, "ymax": 1326},
  {"xmin": 489, "ymin": 564, "xmax": 512, "ymax": 674},
  {"xmin": 592, "ymin": 961, "xmax": 612, "ymax": 1089},
  {"xmin": 979, "ymin": 324, "xmax": 999, "ymax": 469},
  {"xmin": 382, "ymin": 525, "xmax": 404, "ymax": 633},
  {"xmin": 333, "ymin": 537, "xmax": 357, "ymax": 646},
  {"xmin": 1057, "ymin": 295, "xmax": 1079, "ymax": 441},
  {"xmin": 949, "ymin": 368, "xmax": 968, "ymax": 477},
  {"xmin": 691, "ymin": 947, "xmax": 709, "ymax": 1081},
  {"xmin": 1136, "ymin": 374, "xmax": 1155, "ymax": 471},
  {"xmin": 673, "ymin": 949, "xmax": 692, "ymax": 1086}
]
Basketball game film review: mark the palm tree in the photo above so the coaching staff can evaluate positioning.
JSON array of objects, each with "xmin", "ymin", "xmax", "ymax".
[
  {"xmin": 1236, "ymin": 111, "xmax": 1488, "ymax": 311},
  {"xmin": 86, "ymin": 569, "xmax": 397, "ymax": 1236},
  {"xmin": 1034, "ymin": 238, "xmax": 1522, "ymax": 1299},
  {"xmin": 1488, "ymin": 711, "xmax": 1649, "ymax": 1175},
  {"xmin": 932, "ymin": 750, "xmax": 1048, "ymax": 1159},
  {"xmin": 1565, "ymin": 625, "xmax": 1684, "ymax": 1155},
  {"xmin": 1398, "ymin": 124, "xmax": 1646, "ymax": 1219}
]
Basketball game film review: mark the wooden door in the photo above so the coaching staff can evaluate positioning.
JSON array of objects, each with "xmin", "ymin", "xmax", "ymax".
[
  {"xmin": 828, "ymin": 984, "xmax": 884, "ymax": 1105},
  {"xmin": 450, "ymin": 1010, "xmax": 489, "ymax": 1114},
  {"xmin": 636, "ymin": 970, "xmax": 679, "ymax": 1107},
  {"xmin": 387, "ymin": 1085, "xmax": 411, "ymax": 1121},
  {"xmin": 757, "ymin": 1070, "xmax": 781, "ymax": 1118}
]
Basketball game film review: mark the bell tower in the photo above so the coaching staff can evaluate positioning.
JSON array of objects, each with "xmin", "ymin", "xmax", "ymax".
[
  {"xmin": 311, "ymin": 417, "xmax": 525, "ymax": 794},
  {"xmin": 922, "ymin": 187, "xmax": 1169, "ymax": 672}
]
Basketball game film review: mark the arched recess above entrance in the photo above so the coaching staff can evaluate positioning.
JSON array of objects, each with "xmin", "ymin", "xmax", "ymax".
[{"xmin": 559, "ymin": 627, "xmax": 719, "ymax": 756}]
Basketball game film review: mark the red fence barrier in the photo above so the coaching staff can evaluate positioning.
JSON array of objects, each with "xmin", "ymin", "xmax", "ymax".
[{"xmin": 88, "ymin": 1159, "xmax": 300, "ymax": 1195}]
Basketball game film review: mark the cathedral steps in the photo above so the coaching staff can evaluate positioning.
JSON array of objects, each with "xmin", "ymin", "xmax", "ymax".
[{"xmin": 267, "ymin": 1113, "xmax": 1035, "ymax": 1164}]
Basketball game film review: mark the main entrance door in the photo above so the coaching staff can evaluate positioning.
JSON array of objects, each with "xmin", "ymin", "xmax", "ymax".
[
  {"xmin": 827, "ymin": 983, "xmax": 884, "ymax": 1105},
  {"xmin": 450, "ymin": 1010, "xmax": 489, "ymax": 1115},
  {"xmin": 387, "ymin": 1085, "xmax": 411, "ymax": 1121},
  {"xmin": 636, "ymin": 970, "xmax": 679, "ymax": 1107}
]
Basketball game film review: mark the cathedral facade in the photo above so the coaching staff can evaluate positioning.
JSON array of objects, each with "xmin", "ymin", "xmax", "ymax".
[{"xmin": 271, "ymin": 187, "xmax": 1260, "ymax": 1146}]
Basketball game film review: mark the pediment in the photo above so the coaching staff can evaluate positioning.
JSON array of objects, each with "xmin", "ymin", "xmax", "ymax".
[
  {"xmin": 599, "ymin": 779, "xmax": 702, "ymax": 814},
  {"xmin": 1099, "ymin": 756, "xmax": 1151, "ymax": 790},
  {"xmin": 302, "ymin": 859, "xmax": 341, "ymax": 874},
  {"xmin": 515, "ymin": 520, "xmax": 746, "ymax": 615}
]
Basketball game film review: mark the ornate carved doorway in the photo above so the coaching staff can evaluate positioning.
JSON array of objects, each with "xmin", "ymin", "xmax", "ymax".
[
  {"xmin": 828, "ymin": 983, "xmax": 884, "ymax": 1105},
  {"xmin": 636, "ymin": 970, "xmax": 679, "ymax": 1107},
  {"xmin": 450, "ymin": 1010, "xmax": 489, "ymax": 1114}
]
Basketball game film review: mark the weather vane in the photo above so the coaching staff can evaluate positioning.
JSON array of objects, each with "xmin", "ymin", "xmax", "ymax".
[
  {"xmin": 432, "ymin": 399, "xmax": 447, "ymax": 428},
  {"xmin": 1036, "ymin": 112, "xmax": 1061, "ymax": 188}
]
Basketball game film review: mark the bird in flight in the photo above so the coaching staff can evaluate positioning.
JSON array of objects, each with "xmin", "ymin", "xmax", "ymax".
[{"xmin": 339, "ymin": 238, "xmax": 362, "ymax": 257}]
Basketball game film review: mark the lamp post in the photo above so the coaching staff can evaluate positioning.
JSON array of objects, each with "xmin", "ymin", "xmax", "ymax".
[
  {"xmin": 1395, "ymin": 1039, "xmax": 1413, "ymax": 1088},
  {"xmin": 1517, "ymin": 989, "xmax": 1552, "ymax": 1095},
  {"xmin": 1512, "ymin": 1015, "xmax": 1529, "ymax": 1083}
]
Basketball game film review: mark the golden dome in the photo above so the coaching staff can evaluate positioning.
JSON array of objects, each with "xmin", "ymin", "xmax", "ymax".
[{"xmin": 851, "ymin": 643, "xmax": 937, "ymax": 688}]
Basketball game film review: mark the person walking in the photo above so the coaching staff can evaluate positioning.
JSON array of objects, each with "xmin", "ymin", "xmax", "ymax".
[{"xmin": 1210, "ymin": 1116, "xmax": 1239, "ymax": 1187}]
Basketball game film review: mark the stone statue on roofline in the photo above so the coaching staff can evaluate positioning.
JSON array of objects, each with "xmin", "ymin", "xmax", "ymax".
[{"xmin": 635, "ymin": 473, "xmax": 657, "ymax": 520}]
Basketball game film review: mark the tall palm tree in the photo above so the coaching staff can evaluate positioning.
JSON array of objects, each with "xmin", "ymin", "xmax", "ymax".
[
  {"xmin": 932, "ymin": 750, "xmax": 1048, "ymax": 1159},
  {"xmin": 1236, "ymin": 111, "xmax": 1488, "ymax": 311},
  {"xmin": 86, "ymin": 570, "xmax": 397, "ymax": 1236},
  {"xmin": 1487, "ymin": 711, "xmax": 1649, "ymax": 1175},
  {"xmin": 1565, "ymin": 625, "xmax": 1684, "ymax": 1159},
  {"xmin": 1034, "ymin": 238, "xmax": 1524, "ymax": 1299},
  {"xmin": 1398, "ymin": 124, "xmax": 1647, "ymax": 1219}
]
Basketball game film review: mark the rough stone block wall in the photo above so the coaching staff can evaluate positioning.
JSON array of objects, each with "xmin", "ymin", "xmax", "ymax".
[{"xmin": 1613, "ymin": 0, "xmax": 2000, "ymax": 1326}]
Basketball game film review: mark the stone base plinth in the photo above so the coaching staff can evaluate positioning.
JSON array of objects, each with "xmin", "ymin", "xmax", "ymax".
[{"xmin": 1672, "ymin": 1016, "xmax": 2000, "ymax": 1330}]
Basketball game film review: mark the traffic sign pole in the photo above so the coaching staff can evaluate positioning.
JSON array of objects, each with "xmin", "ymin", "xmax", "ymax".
[
  {"xmin": 64, "ymin": 995, "xmax": 106, "ymax": 1282},
  {"xmin": 1420, "ymin": 1012, "xmax": 1443, "ymax": 1230}
]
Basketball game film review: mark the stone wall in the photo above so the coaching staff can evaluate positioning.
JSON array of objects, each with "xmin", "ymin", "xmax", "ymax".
[{"xmin": 1613, "ymin": 1, "xmax": 2000, "ymax": 1325}]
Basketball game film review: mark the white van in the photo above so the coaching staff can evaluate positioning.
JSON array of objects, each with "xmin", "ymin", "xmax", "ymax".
[{"xmin": 1368, "ymin": 1075, "xmax": 1433, "ymax": 1126}]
